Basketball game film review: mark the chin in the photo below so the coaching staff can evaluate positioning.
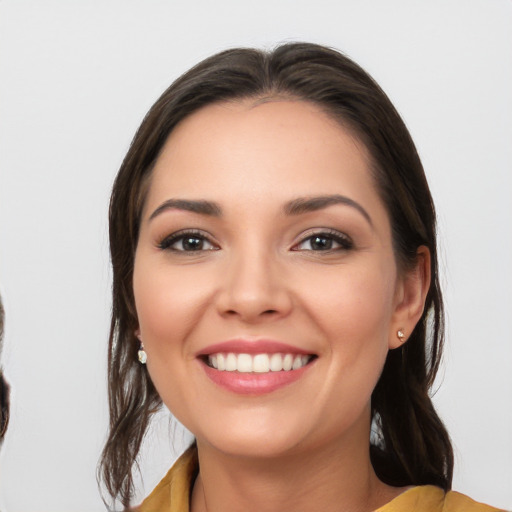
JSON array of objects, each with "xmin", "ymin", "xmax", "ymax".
[
  {"xmin": 202, "ymin": 434, "xmax": 304, "ymax": 460},
  {"xmin": 192, "ymin": 414, "xmax": 318, "ymax": 461}
]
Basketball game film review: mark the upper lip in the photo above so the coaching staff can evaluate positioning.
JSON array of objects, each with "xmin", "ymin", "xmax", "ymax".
[{"xmin": 196, "ymin": 338, "xmax": 313, "ymax": 357}]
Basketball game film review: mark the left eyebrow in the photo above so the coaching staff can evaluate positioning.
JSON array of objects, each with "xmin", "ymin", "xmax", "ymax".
[{"xmin": 283, "ymin": 195, "xmax": 373, "ymax": 227}]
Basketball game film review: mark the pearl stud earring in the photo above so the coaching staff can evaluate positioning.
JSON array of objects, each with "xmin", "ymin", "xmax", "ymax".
[
  {"xmin": 135, "ymin": 331, "xmax": 147, "ymax": 364},
  {"xmin": 138, "ymin": 343, "xmax": 147, "ymax": 364}
]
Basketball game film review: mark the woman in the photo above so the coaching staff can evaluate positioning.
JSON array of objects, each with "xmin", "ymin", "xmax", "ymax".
[{"xmin": 100, "ymin": 43, "xmax": 503, "ymax": 511}]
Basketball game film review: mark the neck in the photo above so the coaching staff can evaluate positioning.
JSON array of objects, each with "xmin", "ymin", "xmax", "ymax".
[{"xmin": 191, "ymin": 421, "xmax": 402, "ymax": 512}]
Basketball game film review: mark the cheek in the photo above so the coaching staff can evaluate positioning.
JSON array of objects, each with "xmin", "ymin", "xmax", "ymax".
[
  {"xmin": 309, "ymin": 262, "xmax": 395, "ymax": 320},
  {"xmin": 301, "ymin": 262, "xmax": 396, "ymax": 364},
  {"xmin": 133, "ymin": 258, "xmax": 213, "ymax": 353},
  {"xmin": 132, "ymin": 257, "xmax": 210, "ymax": 417}
]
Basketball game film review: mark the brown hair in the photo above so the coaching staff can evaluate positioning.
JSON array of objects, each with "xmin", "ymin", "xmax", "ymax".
[
  {"xmin": 0, "ymin": 295, "xmax": 9, "ymax": 441},
  {"xmin": 99, "ymin": 42, "xmax": 453, "ymax": 507}
]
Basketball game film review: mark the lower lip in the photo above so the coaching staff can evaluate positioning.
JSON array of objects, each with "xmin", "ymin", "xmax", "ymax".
[{"xmin": 201, "ymin": 360, "xmax": 313, "ymax": 395}]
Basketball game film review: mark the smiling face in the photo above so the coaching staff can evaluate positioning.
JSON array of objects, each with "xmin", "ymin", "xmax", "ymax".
[{"xmin": 133, "ymin": 99, "xmax": 411, "ymax": 459}]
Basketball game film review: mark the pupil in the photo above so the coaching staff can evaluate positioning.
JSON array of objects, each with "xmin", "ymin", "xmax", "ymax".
[
  {"xmin": 312, "ymin": 236, "xmax": 332, "ymax": 250},
  {"xmin": 183, "ymin": 237, "xmax": 202, "ymax": 250}
]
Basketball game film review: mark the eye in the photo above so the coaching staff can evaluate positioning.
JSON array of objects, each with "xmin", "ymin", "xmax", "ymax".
[
  {"xmin": 292, "ymin": 230, "xmax": 353, "ymax": 252},
  {"xmin": 158, "ymin": 230, "xmax": 218, "ymax": 252}
]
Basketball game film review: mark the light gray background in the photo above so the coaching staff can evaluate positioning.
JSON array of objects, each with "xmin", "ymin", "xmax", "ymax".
[{"xmin": 0, "ymin": 1, "xmax": 511, "ymax": 510}]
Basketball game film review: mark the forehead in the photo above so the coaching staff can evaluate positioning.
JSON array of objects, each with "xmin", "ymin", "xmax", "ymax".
[{"xmin": 146, "ymin": 99, "xmax": 386, "ymax": 223}]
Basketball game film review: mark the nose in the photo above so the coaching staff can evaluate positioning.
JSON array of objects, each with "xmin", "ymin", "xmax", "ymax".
[{"xmin": 215, "ymin": 245, "xmax": 293, "ymax": 323}]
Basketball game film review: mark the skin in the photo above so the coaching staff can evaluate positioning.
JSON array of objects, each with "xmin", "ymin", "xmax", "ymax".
[{"xmin": 133, "ymin": 100, "xmax": 430, "ymax": 511}]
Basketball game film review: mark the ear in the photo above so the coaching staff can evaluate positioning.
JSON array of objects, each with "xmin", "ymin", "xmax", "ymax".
[
  {"xmin": 134, "ymin": 328, "xmax": 141, "ymax": 341},
  {"xmin": 389, "ymin": 246, "xmax": 431, "ymax": 349}
]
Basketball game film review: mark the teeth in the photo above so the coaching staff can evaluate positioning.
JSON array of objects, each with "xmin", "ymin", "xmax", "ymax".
[
  {"xmin": 207, "ymin": 353, "xmax": 312, "ymax": 373},
  {"xmin": 269, "ymin": 353, "xmax": 282, "ymax": 372},
  {"xmin": 292, "ymin": 355, "xmax": 303, "ymax": 370},
  {"xmin": 237, "ymin": 353, "xmax": 252, "ymax": 373},
  {"xmin": 226, "ymin": 353, "xmax": 237, "ymax": 372},
  {"xmin": 253, "ymin": 354, "xmax": 270, "ymax": 373},
  {"xmin": 283, "ymin": 354, "xmax": 293, "ymax": 371}
]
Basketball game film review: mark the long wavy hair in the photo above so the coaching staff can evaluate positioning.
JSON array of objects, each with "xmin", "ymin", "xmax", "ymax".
[{"xmin": 99, "ymin": 42, "xmax": 453, "ymax": 508}]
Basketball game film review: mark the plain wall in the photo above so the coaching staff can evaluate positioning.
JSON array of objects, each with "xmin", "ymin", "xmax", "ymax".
[{"xmin": 0, "ymin": 0, "xmax": 511, "ymax": 510}]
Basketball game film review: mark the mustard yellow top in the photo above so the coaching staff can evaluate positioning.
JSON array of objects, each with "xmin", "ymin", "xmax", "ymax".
[{"xmin": 138, "ymin": 446, "xmax": 504, "ymax": 512}]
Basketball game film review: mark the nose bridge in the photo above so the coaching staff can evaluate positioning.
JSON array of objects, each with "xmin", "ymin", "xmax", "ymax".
[{"xmin": 218, "ymin": 235, "xmax": 290, "ymax": 320}]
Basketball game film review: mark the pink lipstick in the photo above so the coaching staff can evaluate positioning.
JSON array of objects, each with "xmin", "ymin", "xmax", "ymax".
[{"xmin": 197, "ymin": 339, "xmax": 316, "ymax": 395}]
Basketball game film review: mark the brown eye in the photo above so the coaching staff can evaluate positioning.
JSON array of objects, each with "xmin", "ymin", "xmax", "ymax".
[
  {"xmin": 293, "ymin": 231, "xmax": 353, "ymax": 252},
  {"xmin": 180, "ymin": 236, "xmax": 208, "ymax": 251},
  {"xmin": 158, "ymin": 231, "xmax": 217, "ymax": 252},
  {"xmin": 308, "ymin": 236, "xmax": 335, "ymax": 251}
]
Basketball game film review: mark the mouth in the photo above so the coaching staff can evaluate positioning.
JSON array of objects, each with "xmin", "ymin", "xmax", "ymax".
[
  {"xmin": 197, "ymin": 341, "xmax": 317, "ymax": 395},
  {"xmin": 197, "ymin": 339, "xmax": 317, "ymax": 394},
  {"xmin": 204, "ymin": 352, "xmax": 315, "ymax": 373}
]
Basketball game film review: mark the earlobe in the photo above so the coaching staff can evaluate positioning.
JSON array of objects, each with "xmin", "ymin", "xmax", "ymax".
[{"xmin": 389, "ymin": 246, "xmax": 431, "ymax": 349}]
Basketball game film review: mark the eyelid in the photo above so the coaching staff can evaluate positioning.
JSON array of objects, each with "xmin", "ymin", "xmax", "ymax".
[
  {"xmin": 157, "ymin": 229, "xmax": 219, "ymax": 251},
  {"xmin": 291, "ymin": 228, "xmax": 354, "ymax": 251}
]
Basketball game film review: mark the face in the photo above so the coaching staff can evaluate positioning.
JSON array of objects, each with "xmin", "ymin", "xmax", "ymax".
[{"xmin": 133, "ymin": 100, "xmax": 407, "ymax": 459}]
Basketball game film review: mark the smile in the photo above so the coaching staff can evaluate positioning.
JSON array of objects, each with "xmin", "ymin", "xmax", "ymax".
[
  {"xmin": 197, "ymin": 340, "xmax": 316, "ymax": 394},
  {"xmin": 207, "ymin": 353, "xmax": 313, "ymax": 373}
]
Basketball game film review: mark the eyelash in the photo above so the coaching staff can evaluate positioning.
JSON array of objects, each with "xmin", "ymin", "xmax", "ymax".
[
  {"xmin": 157, "ymin": 230, "xmax": 218, "ymax": 252},
  {"xmin": 292, "ymin": 229, "xmax": 354, "ymax": 252},
  {"xmin": 157, "ymin": 228, "xmax": 353, "ymax": 253}
]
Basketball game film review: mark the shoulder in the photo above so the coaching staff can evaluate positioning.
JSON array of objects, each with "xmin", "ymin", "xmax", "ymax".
[
  {"xmin": 137, "ymin": 444, "xmax": 198, "ymax": 512},
  {"xmin": 444, "ymin": 490, "xmax": 507, "ymax": 512},
  {"xmin": 377, "ymin": 485, "xmax": 506, "ymax": 512}
]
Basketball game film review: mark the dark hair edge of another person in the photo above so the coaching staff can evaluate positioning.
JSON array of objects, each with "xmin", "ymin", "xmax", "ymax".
[{"xmin": 0, "ymin": 295, "xmax": 9, "ymax": 441}]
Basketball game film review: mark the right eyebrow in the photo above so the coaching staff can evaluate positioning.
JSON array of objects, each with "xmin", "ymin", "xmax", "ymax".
[{"xmin": 149, "ymin": 199, "xmax": 222, "ymax": 221}]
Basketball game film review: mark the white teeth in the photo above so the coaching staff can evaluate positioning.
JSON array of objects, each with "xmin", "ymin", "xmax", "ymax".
[
  {"xmin": 253, "ymin": 354, "xmax": 270, "ymax": 373},
  {"xmin": 226, "ymin": 353, "xmax": 237, "ymax": 371},
  {"xmin": 217, "ymin": 353, "xmax": 226, "ymax": 371},
  {"xmin": 237, "ymin": 353, "xmax": 252, "ymax": 373},
  {"xmin": 207, "ymin": 352, "xmax": 312, "ymax": 373},
  {"xmin": 269, "ymin": 353, "xmax": 283, "ymax": 372},
  {"xmin": 292, "ymin": 355, "xmax": 303, "ymax": 370},
  {"xmin": 209, "ymin": 355, "xmax": 218, "ymax": 369}
]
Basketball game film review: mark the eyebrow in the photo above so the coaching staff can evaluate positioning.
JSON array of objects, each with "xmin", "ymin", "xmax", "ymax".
[
  {"xmin": 148, "ymin": 194, "xmax": 372, "ymax": 226},
  {"xmin": 284, "ymin": 195, "xmax": 373, "ymax": 226},
  {"xmin": 149, "ymin": 199, "xmax": 222, "ymax": 220}
]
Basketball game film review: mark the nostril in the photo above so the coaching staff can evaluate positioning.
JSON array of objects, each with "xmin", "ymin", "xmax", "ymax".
[{"xmin": 225, "ymin": 309, "xmax": 277, "ymax": 315}]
